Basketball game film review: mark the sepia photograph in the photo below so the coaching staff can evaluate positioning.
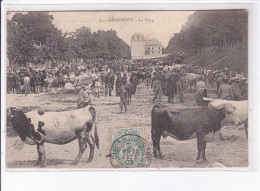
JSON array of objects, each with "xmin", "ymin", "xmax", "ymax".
[{"xmin": 5, "ymin": 10, "xmax": 248, "ymax": 169}]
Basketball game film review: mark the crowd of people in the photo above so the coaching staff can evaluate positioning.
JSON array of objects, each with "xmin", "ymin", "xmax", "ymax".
[{"xmin": 7, "ymin": 59, "xmax": 248, "ymax": 112}]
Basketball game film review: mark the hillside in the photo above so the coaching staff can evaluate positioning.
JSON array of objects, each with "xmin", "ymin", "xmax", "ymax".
[{"xmin": 182, "ymin": 45, "xmax": 248, "ymax": 75}]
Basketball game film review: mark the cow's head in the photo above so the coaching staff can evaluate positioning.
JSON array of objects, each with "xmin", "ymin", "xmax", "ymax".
[
  {"xmin": 212, "ymin": 103, "xmax": 241, "ymax": 127},
  {"xmin": 7, "ymin": 107, "xmax": 37, "ymax": 145}
]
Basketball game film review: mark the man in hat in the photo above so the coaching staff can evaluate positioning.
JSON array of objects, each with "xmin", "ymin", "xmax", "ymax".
[
  {"xmin": 231, "ymin": 76, "xmax": 242, "ymax": 100},
  {"xmin": 77, "ymin": 85, "xmax": 91, "ymax": 108},
  {"xmin": 218, "ymin": 77, "xmax": 232, "ymax": 100}
]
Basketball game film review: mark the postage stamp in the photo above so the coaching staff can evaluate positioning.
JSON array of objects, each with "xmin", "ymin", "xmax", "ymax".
[{"xmin": 110, "ymin": 128, "xmax": 151, "ymax": 168}]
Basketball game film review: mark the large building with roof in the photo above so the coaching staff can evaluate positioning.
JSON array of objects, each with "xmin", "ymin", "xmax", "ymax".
[{"xmin": 131, "ymin": 33, "xmax": 164, "ymax": 60}]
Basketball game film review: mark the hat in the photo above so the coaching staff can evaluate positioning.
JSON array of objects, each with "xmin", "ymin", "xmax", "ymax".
[{"xmin": 231, "ymin": 74, "xmax": 243, "ymax": 81}]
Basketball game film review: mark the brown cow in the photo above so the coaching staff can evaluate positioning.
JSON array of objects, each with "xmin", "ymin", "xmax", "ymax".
[{"xmin": 151, "ymin": 104, "xmax": 235, "ymax": 162}]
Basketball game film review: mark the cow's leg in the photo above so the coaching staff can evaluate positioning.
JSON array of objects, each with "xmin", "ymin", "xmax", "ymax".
[
  {"xmin": 37, "ymin": 143, "xmax": 47, "ymax": 167},
  {"xmin": 196, "ymin": 130, "xmax": 203, "ymax": 161},
  {"xmin": 85, "ymin": 133, "xmax": 95, "ymax": 163},
  {"xmin": 201, "ymin": 141, "xmax": 208, "ymax": 163},
  {"xmin": 196, "ymin": 137, "xmax": 202, "ymax": 161},
  {"xmin": 74, "ymin": 130, "xmax": 87, "ymax": 165},
  {"xmin": 151, "ymin": 129, "xmax": 159, "ymax": 157},
  {"xmin": 36, "ymin": 144, "xmax": 43, "ymax": 165},
  {"xmin": 152, "ymin": 130, "xmax": 163, "ymax": 159}
]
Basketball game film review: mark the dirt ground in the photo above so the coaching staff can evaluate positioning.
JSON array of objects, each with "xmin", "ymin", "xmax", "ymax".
[{"xmin": 5, "ymin": 83, "xmax": 248, "ymax": 169}]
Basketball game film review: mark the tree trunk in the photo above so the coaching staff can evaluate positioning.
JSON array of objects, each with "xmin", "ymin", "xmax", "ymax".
[{"xmin": 10, "ymin": 56, "xmax": 18, "ymax": 71}]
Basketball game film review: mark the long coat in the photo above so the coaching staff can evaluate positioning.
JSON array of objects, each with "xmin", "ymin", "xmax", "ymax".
[{"xmin": 166, "ymin": 75, "xmax": 177, "ymax": 96}]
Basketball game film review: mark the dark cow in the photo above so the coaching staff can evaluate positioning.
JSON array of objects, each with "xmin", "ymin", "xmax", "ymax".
[
  {"xmin": 49, "ymin": 77, "xmax": 69, "ymax": 94},
  {"xmin": 7, "ymin": 106, "xmax": 99, "ymax": 167},
  {"xmin": 151, "ymin": 104, "xmax": 233, "ymax": 162}
]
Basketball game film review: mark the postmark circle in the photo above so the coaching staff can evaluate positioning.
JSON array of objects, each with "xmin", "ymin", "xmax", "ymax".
[
  {"xmin": 110, "ymin": 134, "xmax": 151, "ymax": 168},
  {"xmin": 13, "ymin": 139, "xmax": 24, "ymax": 150}
]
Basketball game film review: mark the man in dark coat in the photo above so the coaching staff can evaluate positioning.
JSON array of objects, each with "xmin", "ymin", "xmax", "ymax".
[
  {"xmin": 35, "ymin": 72, "xmax": 41, "ymax": 94},
  {"xmin": 122, "ymin": 73, "xmax": 127, "ymax": 85},
  {"xmin": 130, "ymin": 73, "xmax": 138, "ymax": 94},
  {"xmin": 115, "ymin": 73, "xmax": 122, "ymax": 96},
  {"xmin": 109, "ymin": 73, "xmax": 115, "ymax": 96},
  {"xmin": 167, "ymin": 73, "xmax": 177, "ymax": 103}
]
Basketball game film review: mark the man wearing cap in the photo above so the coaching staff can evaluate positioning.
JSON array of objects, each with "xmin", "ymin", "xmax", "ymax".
[
  {"xmin": 218, "ymin": 77, "xmax": 232, "ymax": 100},
  {"xmin": 231, "ymin": 76, "xmax": 242, "ymax": 100}
]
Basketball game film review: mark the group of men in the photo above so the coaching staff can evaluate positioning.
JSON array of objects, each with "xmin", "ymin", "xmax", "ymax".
[
  {"xmin": 7, "ymin": 70, "xmax": 48, "ymax": 96},
  {"xmin": 149, "ymin": 66, "xmax": 248, "ymax": 106},
  {"xmin": 151, "ymin": 69, "xmax": 185, "ymax": 104},
  {"xmin": 217, "ymin": 75, "xmax": 248, "ymax": 101}
]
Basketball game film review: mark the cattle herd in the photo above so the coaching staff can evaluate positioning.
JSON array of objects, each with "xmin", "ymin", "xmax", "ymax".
[{"xmin": 6, "ymin": 59, "xmax": 248, "ymax": 168}]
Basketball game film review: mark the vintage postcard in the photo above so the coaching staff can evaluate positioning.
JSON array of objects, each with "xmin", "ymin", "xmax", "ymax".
[{"xmin": 4, "ymin": 10, "xmax": 249, "ymax": 169}]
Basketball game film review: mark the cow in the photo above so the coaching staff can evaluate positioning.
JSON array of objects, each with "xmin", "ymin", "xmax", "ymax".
[
  {"xmin": 208, "ymin": 99, "xmax": 248, "ymax": 140},
  {"xmin": 184, "ymin": 73, "xmax": 205, "ymax": 92},
  {"xmin": 49, "ymin": 77, "xmax": 69, "ymax": 94},
  {"xmin": 151, "ymin": 104, "xmax": 237, "ymax": 162},
  {"xmin": 7, "ymin": 106, "xmax": 99, "ymax": 167}
]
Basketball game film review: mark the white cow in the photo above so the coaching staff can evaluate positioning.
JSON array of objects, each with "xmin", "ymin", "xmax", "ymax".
[
  {"xmin": 8, "ymin": 106, "xmax": 99, "ymax": 167},
  {"xmin": 208, "ymin": 99, "xmax": 248, "ymax": 140}
]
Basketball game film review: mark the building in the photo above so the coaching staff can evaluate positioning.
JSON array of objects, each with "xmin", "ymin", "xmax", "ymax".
[{"xmin": 131, "ymin": 33, "xmax": 164, "ymax": 60}]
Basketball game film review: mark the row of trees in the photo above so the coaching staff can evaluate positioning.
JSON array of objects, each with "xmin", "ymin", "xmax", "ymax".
[
  {"xmin": 7, "ymin": 12, "xmax": 130, "ymax": 68},
  {"xmin": 165, "ymin": 10, "xmax": 248, "ymax": 55}
]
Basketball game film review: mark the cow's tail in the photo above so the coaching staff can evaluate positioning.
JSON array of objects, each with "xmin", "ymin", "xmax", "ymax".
[{"xmin": 89, "ymin": 107, "xmax": 99, "ymax": 149}]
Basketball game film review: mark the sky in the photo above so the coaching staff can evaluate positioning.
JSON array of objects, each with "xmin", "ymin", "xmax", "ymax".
[{"xmin": 8, "ymin": 11, "xmax": 194, "ymax": 47}]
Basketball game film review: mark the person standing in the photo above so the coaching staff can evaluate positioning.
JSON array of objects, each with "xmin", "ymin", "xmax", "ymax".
[
  {"xmin": 94, "ymin": 78, "xmax": 101, "ymax": 98},
  {"xmin": 152, "ymin": 76, "xmax": 162, "ymax": 103},
  {"xmin": 104, "ymin": 73, "xmax": 109, "ymax": 96},
  {"xmin": 144, "ymin": 70, "xmax": 151, "ymax": 88},
  {"xmin": 122, "ymin": 73, "xmax": 127, "ymax": 85},
  {"xmin": 230, "ymin": 77, "xmax": 242, "ymax": 100},
  {"xmin": 23, "ymin": 74, "xmax": 30, "ymax": 96},
  {"xmin": 35, "ymin": 72, "xmax": 41, "ymax": 94},
  {"xmin": 15, "ymin": 73, "xmax": 21, "ymax": 94},
  {"xmin": 195, "ymin": 77, "xmax": 207, "ymax": 106},
  {"xmin": 29, "ymin": 73, "xmax": 34, "ymax": 93},
  {"xmin": 108, "ymin": 72, "xmax": 115, "ymax": 96},
  {"xmin": 167, "ymin": 73, "xmax": 177, "ymax": 104},
  {"xmin": 177, "ymin": 72, "xmax": 185, "ymax": 103},
  {"xmin": 115, "ymin": 73, "xmax": 122, "ymax": 96},
  {"xmin": 130, "ymin": 72, "xmax": 138, "ymax": 94},
  {"xmin": 120, "ymin": 86, "xmax": 128, "ymax": 113},
  {"xmin": 218, "ymin": 77, "xmax": 232, "ymax": 100}
]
